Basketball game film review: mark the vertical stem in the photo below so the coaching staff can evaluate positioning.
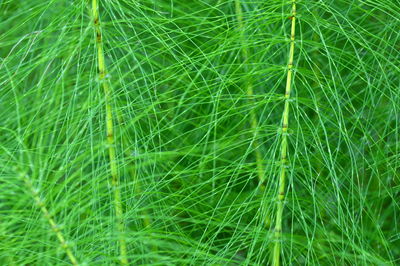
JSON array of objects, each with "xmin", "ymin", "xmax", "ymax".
[
  {"xmin": 273, "ymin": 1, "xmax": 297, "ymax": 265},
  {"xmin": 91, "ymin": 1, "xmax": 128, "ymax": 264},
  {"xmin": 24, "ymin": 176, "xmax": 79, "ymax": 265},
  {"xmin": 234, "ymin": 0, "xmax": 265, "ymax": 188}
]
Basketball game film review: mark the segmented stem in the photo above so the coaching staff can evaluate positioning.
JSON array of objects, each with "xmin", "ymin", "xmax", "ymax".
[
  {"xmin": 24, "ymin": 176, "xmax": 79, "ymax": 265},
  {"xmin": 273, "ymin": 1, "xmax": 297, "ymax": 265},
  {"xmin": 234, "ymin": 0, "xmax": 265, "ymax": 187},
  {"xmin": 91, "ymin": 1, "xmax": 128, "ymax": 264}
]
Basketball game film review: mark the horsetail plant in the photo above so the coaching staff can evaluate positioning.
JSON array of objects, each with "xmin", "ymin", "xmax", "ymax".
[
  {"xmin": 91, "ymin": 0, "xmax": 128, "ymax": 264},
  {"xmin": 2, "ymin": 0, "xmax": 399, "ymax": 265},
  {"xmin": 234, "ymin": 0, "xmax": 266, "ymax": 188},
  {"xmin": 23, "ymin": 174, "xmax": 79, "ymax": 266},
  {"xmin": 116, "ymin": 110, "xmax": 153, "ymax": 231},
  {"xmin": 273, "ymin": 1, "xmax": 297, "ymax": 265}
]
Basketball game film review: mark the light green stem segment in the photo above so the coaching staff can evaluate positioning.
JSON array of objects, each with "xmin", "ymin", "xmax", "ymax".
[
  {"xmin": 273, "ymin": 1, "xmax": 297, "ymax": 265},
  {"xmin": 234, "ymin": 0, "xmax": 265, "ymax": 188},
  {"xmin": 91, "ymin": 0, "xmax": 128, "ymax": 264},
  {"xmin": 24, "ymin": 177, "xmax": 79, "ymax": 266}
]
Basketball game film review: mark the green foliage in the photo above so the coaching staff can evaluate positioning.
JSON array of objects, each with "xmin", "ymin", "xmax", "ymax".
[{"xmin": 1, "ymin": 0, "xmax": 399, "ymax": 265}]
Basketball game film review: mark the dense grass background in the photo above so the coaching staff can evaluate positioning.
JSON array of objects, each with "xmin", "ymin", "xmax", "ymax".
[{"xmin": 1, "ymin": 0, "xmax": 399, "ymax": 265}]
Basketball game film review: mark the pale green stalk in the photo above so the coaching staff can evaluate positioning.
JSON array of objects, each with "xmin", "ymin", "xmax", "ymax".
[
  {"xmin": 91, "ymin": 0, "xmax": 128, "ymax": 264},
  {"xmin": 234, "ymin": 0, "xmax": 265, "ymax": 188},
  {"xmin": 24, "ymin": 175, "xmax": 79, "ymax": 265},
  {"xmin": 273, "ymin": 1, "xmax": 297, "ymax": 265}
]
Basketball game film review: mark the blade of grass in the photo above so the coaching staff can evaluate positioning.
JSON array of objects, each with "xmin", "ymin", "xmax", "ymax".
[
  {"xmin": 91, "ymin": 0, "xmax": 128, "ymax": 264},
  {"xmin": 273, "ymin": 0, "xmax": 297, "ymax": 265}
]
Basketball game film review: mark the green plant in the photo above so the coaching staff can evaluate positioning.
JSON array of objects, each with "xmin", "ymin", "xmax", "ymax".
[
  {"xmin": 234, "ymin": 0, "xmax": 265, "ymax": 188},
  {"xmin": 91, "ymin": 0, "xmax": 128, "ymax": 264},
  {"xmin": 1, "ymin": 0, "xmax": 399, "ymax": 265},
  {"xmin": 273, "ymin": 1, "xmax": 297, "ymax": 265}
]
